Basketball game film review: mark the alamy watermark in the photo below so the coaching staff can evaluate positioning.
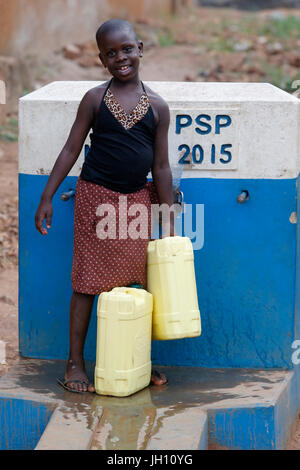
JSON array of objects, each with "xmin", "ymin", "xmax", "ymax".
[
  {"xmin": 0, "ymin": 81, "xmax": 6, "ymax": 105},
  {"xmin": 95, "ymin": 198, "xmax": 204, "ymax": 251},
  {"xmin": 291, "ymin": 340, "xmax": 300, "ymax": 365},
  {"xmin": 0, "ymin": 341, "xmax": 7, "ymax": 365}
]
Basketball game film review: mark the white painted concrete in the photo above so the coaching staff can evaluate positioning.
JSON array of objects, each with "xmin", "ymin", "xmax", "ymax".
[{"xmin": 19, "ymin": 81, "xmax": 300, "ymax": 179}]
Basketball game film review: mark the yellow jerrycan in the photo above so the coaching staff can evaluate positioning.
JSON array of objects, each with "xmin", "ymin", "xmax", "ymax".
[
  {"xmin": 95, "ymin": 287, "xmax": 153, "ymax": 397},
  {"xmin": 147, "ymin": 236, "xmax": 201, "ymax": 340}
]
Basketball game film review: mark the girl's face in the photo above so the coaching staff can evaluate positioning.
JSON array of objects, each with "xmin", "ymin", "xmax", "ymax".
[{"xmin": 99, "ymin": 29, "xmax": 143, "ymax": 82}]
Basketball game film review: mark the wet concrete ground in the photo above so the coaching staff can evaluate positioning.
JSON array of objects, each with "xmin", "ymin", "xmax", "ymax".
[{"xmin": 0, "ymin": 358, "xmax": 291, "ymax": 450}]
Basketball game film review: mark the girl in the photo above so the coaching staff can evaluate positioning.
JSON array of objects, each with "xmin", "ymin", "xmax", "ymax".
[{"xmin": 35, "ymin": 19, "xmax": 175, "ymax": 393}]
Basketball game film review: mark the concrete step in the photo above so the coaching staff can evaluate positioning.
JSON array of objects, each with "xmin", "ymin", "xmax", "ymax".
[{"xmin": 0, "ymin": 359, "xmax": 299, "ymax": 450}]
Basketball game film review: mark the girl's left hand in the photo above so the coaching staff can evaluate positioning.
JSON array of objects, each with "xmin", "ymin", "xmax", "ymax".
[{"xmin": 161, "ymin": 221, "xmax": 176, "ymax": 238}]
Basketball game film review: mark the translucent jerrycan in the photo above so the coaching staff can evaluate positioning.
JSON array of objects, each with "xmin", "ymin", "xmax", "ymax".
[
  {"xmin": 147, "ymin": 236, "xmax": 201, "ymax": 340},
  {"xmin": 95, "ymin": 287, "xmax": 153, "ymax": 397}
]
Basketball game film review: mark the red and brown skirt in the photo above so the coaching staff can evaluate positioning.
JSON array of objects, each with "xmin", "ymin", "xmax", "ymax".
[{"xmin": 71, "ymin": 177, "xmax": 159, "ymax": 295}]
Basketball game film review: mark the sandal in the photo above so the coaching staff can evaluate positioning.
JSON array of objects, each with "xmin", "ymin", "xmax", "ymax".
[{"xmin": 57, "ymin": 377, "xmax": 95, "ymax": 394}]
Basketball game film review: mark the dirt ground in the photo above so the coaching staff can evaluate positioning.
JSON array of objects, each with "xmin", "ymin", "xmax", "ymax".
[
  {"xmin": 0, "ymin": 5, "xmax": 300, "ymax": 450},
  {"xmin": 0, "ymin": 140, "xmax": 18, "ymax": 377}
]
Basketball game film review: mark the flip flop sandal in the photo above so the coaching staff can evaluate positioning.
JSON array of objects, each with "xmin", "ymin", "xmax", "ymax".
[
  {"xmin": 57, "ymin": 378, "xmax": 95, "ymax": 394},
  {"xmin": 150, "ymin": 370, "xmax": 168, "ymax": 386}
]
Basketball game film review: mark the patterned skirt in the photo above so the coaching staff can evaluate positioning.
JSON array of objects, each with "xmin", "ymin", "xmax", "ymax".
[{"xmin": 71, "ymin": 177, "xmax": 159, "ymax": 295}]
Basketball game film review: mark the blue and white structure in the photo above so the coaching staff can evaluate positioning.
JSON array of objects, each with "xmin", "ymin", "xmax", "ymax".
[
  {"xmin": 19, "ymin": 81, "xmax": 300, "ymax": 370},
  {"xmin": 16, "ymin": 81, "xmax": 300, "ymax": 449}
]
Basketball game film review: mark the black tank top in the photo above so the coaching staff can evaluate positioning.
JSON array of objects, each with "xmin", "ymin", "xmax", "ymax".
[{"xmin": 80, "ymin": 79, "xmax": 156, "ymax": 193}]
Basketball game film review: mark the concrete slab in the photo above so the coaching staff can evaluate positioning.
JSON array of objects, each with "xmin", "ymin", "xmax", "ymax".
[
  {"xmin": 20, "ymin": 81, "xmax": 300, "ymax": 179},
  {"xmin": 0, "ymin": 358, "xmax": 299, "ymax": 450}
]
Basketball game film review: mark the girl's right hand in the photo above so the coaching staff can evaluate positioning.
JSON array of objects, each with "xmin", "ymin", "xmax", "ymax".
[{"xmin": 35, "ymin": 199, "xmax": 53, "ymax": 235}]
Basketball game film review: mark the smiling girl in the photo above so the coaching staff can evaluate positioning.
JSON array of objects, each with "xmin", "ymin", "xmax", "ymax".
[{"xmin": 34, "ymin": 19, "xmax": 174, "ymax": 393}]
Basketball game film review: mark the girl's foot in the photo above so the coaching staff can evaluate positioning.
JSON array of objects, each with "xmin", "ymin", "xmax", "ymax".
[
  {"xmin": 150, "ymin": 369, "xmax": 168, "ymax": 386},
  {"xmin": 64, "ymin": 359, "xmax": 95, "ymax": 393},
  {"xmin": 63, "ymin": 362, "xmax": 166, "ymax": 391}
]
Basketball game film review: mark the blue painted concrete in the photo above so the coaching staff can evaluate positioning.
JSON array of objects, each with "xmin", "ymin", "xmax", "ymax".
[
  {"xmin": 19, "ymin": 174, "xmax": 297, "ymax": 368},
  {"xmin": 208, "ymin": 405, "xmax": 276, "ymax": 449},
  {"xmin": 274, "ymin": 365, "xmax": 300, "ymax": 449},
  {"xmin": 0, "ymin": 396, "xmax": 53, "ymax": 450},
  {"xmin": 152, "ymin": 177, "xmax": 297, "ymax": 368},
  {"xmin": 208, "ymin": 365, "xmax": 300, "ymax": 450},
  {"xmin": 294, "ymin": 174, "xmax": 300, "ymax": 342}
]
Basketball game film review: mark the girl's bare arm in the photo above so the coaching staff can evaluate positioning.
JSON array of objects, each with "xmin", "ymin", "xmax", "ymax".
[
  {"xmin": 151, "ymin": 98, "xmax": 175, "ymax": 236},
  {"xmin": 35, "ymin": 90, "xmax": 95, "ymax": 235}
]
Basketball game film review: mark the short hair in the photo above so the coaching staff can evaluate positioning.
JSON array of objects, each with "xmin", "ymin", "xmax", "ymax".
[{"xmin": 96, "ymin": 19, "xmax": 138, "ymax": 49}]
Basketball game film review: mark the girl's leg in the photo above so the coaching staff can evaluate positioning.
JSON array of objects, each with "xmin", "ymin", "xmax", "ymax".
[
  {"xmin": 65, "ymin": 291, "xmax": 167, "ymax": 391},
  {"xmin": 65, "ymin": 291, "xmax": 96, "ymax": 392}
]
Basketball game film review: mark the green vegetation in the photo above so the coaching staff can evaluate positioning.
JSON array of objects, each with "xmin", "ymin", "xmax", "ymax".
[
  {"xmin": 0, "ymin": 117, "xmax": 18, "ymax": 142},
  {"xmin": 212, "ymin": 14, "xmax": 300, "ymax": 41},
  {"xmin": 157, "ymin": 29, "xmax": 175, "ymax": 47},
  {"xmin": 258, "ymin": 16, "xmax": 300, "ymax": 40},
  {"xmin": 22, "ymin": 88, "xmax": 33, "ymax": 96},
  {"xmin": 260, "ymin": 63, "xmax": 300, "ymax": 92},
  {"xmin": 207, "ymin": 36, "xmax": 235, "ymax": 53}
]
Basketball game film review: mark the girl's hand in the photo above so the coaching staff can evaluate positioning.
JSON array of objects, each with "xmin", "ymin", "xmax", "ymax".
[
  {"xmin": 35, "ymin": 199, "xmax": 53, "ymax": 235},
  {"xmin": 161, "ymin": 221, "xmax": 176, "ymax": 238}
]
